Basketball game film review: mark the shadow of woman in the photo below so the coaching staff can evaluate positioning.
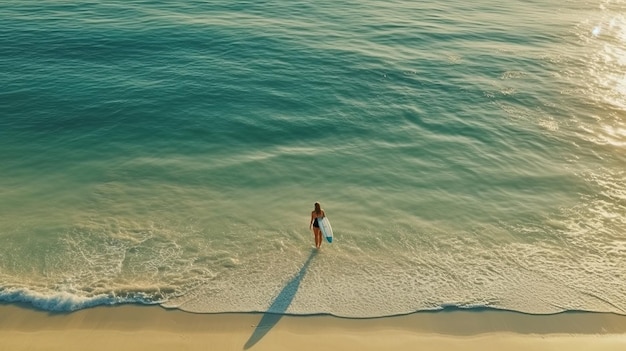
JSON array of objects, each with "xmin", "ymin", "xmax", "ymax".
[{"xmin": 243, "ymin": 249, "xmax": 318, "ymax": 349}]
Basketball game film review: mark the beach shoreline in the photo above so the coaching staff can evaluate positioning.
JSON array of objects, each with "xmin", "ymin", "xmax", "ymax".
[{"xmin": 1, "ymin": 303, "xmax": 625, "ymax": 350}]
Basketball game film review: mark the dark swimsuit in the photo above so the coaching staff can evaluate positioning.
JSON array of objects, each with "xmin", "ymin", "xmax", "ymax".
[
  {"xmin": 313, "ymin": 211, "xmax": 323, "ymax": 228},
  {"xmin": 313, "ymin": 218, "xmax": 320, "ymax": 228}
]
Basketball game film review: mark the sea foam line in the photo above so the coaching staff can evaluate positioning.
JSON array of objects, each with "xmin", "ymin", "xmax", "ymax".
[{"xmin": 0, "ymin": 287, "xmax": 158, "ymax": 312}]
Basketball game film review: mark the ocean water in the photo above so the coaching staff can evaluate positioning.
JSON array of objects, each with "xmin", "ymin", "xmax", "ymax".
[{"xmin": 0, "ymin": 0, "xmax": 625, "ymax": 317}]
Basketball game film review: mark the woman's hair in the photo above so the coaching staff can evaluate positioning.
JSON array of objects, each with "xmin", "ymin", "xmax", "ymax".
[{"xmin": 314, "ymin": 202, "xmax": 321, "ymax": 215}]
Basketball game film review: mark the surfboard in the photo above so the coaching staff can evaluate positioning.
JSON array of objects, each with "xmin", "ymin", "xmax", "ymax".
[{"xmin": 318, "ymin": 217, "xmax": 333, "ymax": 243}]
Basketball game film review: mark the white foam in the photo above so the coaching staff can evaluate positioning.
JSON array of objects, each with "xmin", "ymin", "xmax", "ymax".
[{"xmin": 0, "ymin": 287, "xmax": 156, "ymax": 312}]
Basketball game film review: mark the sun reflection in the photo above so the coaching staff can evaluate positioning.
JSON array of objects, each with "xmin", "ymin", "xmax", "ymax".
[
  {"xmin": 592, "ymin": 26, "xmax": 601, "ymax": 36},
  {"xmin": 576, "ymin": 3, "xmax": 626, "ymax": 152},
  {"xmin": 590, "ymin": 12, "xmax": 626, "ymax": 111}
]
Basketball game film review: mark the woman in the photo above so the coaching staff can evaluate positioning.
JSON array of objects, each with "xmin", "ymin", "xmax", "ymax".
[{"xmin": 309, "ymin": 202, "xmax": 326, "ymax": 249}]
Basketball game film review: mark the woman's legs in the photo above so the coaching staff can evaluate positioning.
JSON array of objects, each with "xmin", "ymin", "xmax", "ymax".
[{"xmin": 313, "ymin": 227, "xmax": 322, "ymax": 248}]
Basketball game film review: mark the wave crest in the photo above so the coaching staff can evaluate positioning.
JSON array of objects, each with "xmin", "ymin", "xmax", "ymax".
[{"xmin": 0, "ymin": 287, "xmax": 158, "ymax": 312}]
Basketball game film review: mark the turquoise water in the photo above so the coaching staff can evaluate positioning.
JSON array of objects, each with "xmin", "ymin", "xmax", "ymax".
[{"xmin": 1, "ymin": 0, "xmax": 625, "ymax": 317}]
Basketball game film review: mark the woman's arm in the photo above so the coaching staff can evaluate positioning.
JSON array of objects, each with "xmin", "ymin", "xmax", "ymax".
[{"xmin": 309, "ymin": 212, "xmax": 315, "ymax": 229}]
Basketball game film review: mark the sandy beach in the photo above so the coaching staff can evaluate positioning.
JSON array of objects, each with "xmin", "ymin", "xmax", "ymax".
[{"xmin": 1, "ymin": 303, "xmax": 625, "ymax": 351}]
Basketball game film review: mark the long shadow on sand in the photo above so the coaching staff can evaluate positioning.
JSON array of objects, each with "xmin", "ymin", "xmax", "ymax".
[{"xmin": 243, "ymin": 249, "xmax": 317, "ymax": 349}]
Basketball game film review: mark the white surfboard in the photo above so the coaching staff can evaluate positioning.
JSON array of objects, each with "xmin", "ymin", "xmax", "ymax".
[{"xmin": 318, "ymin": 217, "xmax": 333, "ymax": 243}]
